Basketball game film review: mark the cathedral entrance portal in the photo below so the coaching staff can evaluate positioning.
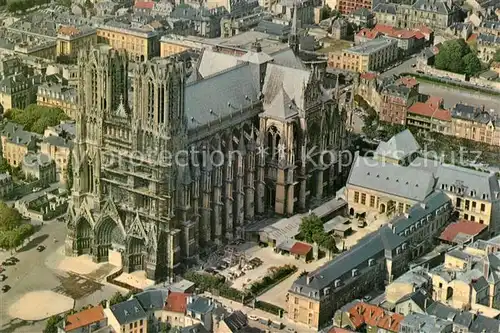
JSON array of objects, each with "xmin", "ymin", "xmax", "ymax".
[
  {"xmin": 95, "ymin": 217, "xmax": 125, "ymax": 262},
  {"xmin": 128, "ymin": 237, "xmax": 145, "ymax": 272},
  {"xmin": 76, "ymin": 218, "xmax": 92, "ymax": 255}
]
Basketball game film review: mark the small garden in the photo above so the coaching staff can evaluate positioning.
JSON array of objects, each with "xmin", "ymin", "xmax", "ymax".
[{"xmin": 248, "ymin": 264, "xmax": 297, "ymax": 295}]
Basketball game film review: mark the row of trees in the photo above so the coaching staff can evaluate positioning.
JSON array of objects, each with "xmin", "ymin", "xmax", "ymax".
[
  {"xmin": 7, "ymin": 0, "xmax": 50, "ymax": 13},
  {"xmin": 435, "ymin": 39, "xmax": 482, "ymax": 77},
  {"xmin": 0, "ymin": 202, "xmax": 34, "ymax": 251},
  {"xmin": 4, "ymin": 105, "xmax": 69, "ymax": 134}
]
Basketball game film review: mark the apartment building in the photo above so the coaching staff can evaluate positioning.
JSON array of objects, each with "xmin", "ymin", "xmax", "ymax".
[
  {"xmin": 407, "ymin": 96, "xmax": 452, "ymax": 134},
  {"xmin": 0, "ymin": 122, "xmax": 40, "ymax": 167},
  {"xmin": 97, "ymin": 22, "xmax": 160, "ymax": 61},
  {"xmin": 37, "ymin": 82, "xmax": 77, "ymax": 119},
  {"xmin": 450, "ymin": 103, "xmax": 500, "ymax": 147},
  {"xmin": 287, "ymin": 225, "xmax": 408, "ymax": 328},
  {"xmin": 56, "ymin": 25, "xmax": 97, "ymax": 59},
  {"xmin": 329, "ymin": 37, "xmax": 398, "ymax": 72},
  {"xmin": 104, "ymin": 298, "xmax": 148, "ymax": 333},
  {"xmin": 0, "ymin": 72, "xmax": 40, "ymax": 111},
  {"xmin": 160, "ymin": 38, "xmax": 196, "ymax": 57},
  {"xmin": 40, "ymin": 135, "xmax": 72, "ymax": 183},
  {"xmin": 379, "ymin": 77, "xmax": 419, "ymax": 125},
  {"xmin": 338, "ymin": 0, "xmax": 372, "ymax": 15}
]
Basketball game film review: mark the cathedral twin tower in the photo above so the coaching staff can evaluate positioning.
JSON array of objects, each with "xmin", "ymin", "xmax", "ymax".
[{"xmin": 65, "ymin": 45, "xmax": 347, "ymax": 281}]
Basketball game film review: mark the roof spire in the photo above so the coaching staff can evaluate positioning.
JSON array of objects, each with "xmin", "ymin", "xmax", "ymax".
[{"xmin": 289, "ymin": 0, "xmax": 299, "ymax": 54}]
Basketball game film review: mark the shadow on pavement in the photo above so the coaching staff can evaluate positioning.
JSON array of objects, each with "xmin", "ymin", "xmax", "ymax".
[{"xmin": 17, "ymin": 234, "xmax": 49, "ymax": 253}]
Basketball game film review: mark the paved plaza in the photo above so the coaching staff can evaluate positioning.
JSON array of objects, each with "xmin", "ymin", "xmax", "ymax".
[{"xmin": 0, "ymin": 220, "xmax": 124, "ymax": 333}]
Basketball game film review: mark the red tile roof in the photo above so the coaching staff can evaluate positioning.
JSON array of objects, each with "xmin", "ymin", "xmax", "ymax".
[
  {"xmin": 373, "ymin": 24, "xmax": 395, "ymax": 35},
  {"xmin": 414, "ymin": 25, "xmax": 433, "ymax": 36},
  {"xmin": 360, "ymin": 72, "xmax": 377, "ymax": 80},
  {"xmin": 347, "ymin": 302, "xmax": 402, "ymax": 332},
  {"xmin": 58, "ymin": 25, "xmax": 80, "ymax": 36},
  {"xmin": 164, "ymin": 292, "xmax": 189, "ymax": 313},
  {"xmin": 398, "ymin": 76, "xmax": 418, "ymax": 88},
  {"xmin": 408, "ymin": 96, "xmax": 451, "ymax": 122},
  {"xmin": 290, "ymin": 242, "xmax": 313, "ymax": 256},
  {"xmin": 64, "ymin": 305, "xmax": 106, "ymax": 331},
  {"xmin": 356, "ymin": 28, "xmax": 380, "ymax": 40},
  {"xmin": 135, "ymin": 1, "xmax": 154, "ymax": 9},
  {"xmin": 467, "ymin": 34, "xmax": 478, "ymax": 43},
  {"xmin": 439, "ymin": 220, "xmax": 488, "ymax": 243}
]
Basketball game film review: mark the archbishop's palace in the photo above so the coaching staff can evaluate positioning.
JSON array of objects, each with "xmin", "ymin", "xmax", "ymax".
[{"xmin": 64, "ymin": 37, "xmax": 350, "ymax": 281}]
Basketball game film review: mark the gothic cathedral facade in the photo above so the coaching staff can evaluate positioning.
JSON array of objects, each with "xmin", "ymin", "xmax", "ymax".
[{"xmin": 65, "ymin": 44, "xmax": 349, "ymax": 281}]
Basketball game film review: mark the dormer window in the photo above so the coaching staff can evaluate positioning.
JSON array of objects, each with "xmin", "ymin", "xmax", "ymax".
[
  {"xmin": 352, "ymin": 269, "xmax": 358, "ymax": 277},
  {"xmin": 402, "ymin": 243, "xmax": 407, "ymax": 250},
  {"xmin": 470, "ymin": 190, "xmax": 476, "ymax": 197},
  {"xmin": 368, "ymin": 258, "xmax": 375, "ymax": 266},
  {"xmin": 334, "ymin": 279, "xmax": 341, "ymax": 288}
]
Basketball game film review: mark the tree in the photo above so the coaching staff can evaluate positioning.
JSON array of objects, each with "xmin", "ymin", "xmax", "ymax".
[
  {"xmin": 463, "ymin": 53, "xmax": 482, "ymax": 76},
  {"xmin": 109, "ymin": 291, "xmax": 134, "ymax": 306},
  {"xmin": 4, "ymin": 104, "xmax": 69, "ymax": 134},
  {"xmin": 435, "ymin": 39, "xmax": 480, "ymax": 75},
  {"xmin": 319, "ymin": 5, "xmax": 340, "ymax": 20},
  {"xmin": 43, "ymin": 314, "xmax": 62, "ymax": 333},
  {"xmin": 299, "ymin": 214, "xmax": 324, "ymax": 244},
  {"xmin": 0, "ymin": 201, "xmax": 22, "ymax": 231}
]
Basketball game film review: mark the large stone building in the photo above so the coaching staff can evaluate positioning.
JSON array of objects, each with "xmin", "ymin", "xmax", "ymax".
[{"xmin": 65, "ymin": 42, "xmax": 349, "ymax": 281}]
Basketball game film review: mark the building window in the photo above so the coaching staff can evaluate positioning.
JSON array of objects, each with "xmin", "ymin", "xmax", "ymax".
[
  {"xmin": 295, "ymin": 298, "xmax": 299, "ymax": 304},
  {"xmin": 309, "ymin": 302, "xmax": 313, "ymax": 309},
  {"xmin": 398, "ymin": 202, "xmax": 404, "ymax": 212},
  {"xmin": 361, "ymin": 193, "xmax": 366, "ymax": 205},
  {"xmin": 472, "ymin": 201, "xmax": 476, "ymax": 209},
  {"xmin": 471, "ymin": 215, "xmax": 475, "ymax": 222},
  {"xmin": 464, "ymin": 213, "xmax": 469, "ymax": 220},
  {"xmin": 370, "ymin": 195, "xmax": 375, "ymax": 207},
  {"xmin": 354, "ymin": 191, "xmax": 359, "ymax": 203},
  {"xmin": 465, "ymin": 200, "xmax": 470, "ymax": 210},
  {"xmin": 480, "ymin": 220, "xmax": 484, "ymax": 224},
  {"xmin": 481, "ymin": 203, "xmax": 486, "ymax": 212},
  {"xmin": 405, "ymin": 204, "xmax": 411, "ymax": 212}
]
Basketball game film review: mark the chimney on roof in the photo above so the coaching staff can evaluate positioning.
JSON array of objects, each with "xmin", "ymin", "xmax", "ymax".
[{"xmin": 306, "ymin": 275, "xmax": 313, "ymax": 284}]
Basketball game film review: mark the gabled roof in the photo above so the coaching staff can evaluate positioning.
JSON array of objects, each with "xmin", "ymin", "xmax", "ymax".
[
  {"xmin": 186, "ymin": 296, "xmax": 215, "ymax": 314},
  {"xmin": 375, "ymin": 129, "xmax": 421, "ymax": 162},
  {"xmin": 109, "ymin": 298, "xmax": 146, "ymax": 325},
  {"xmin": 197, "ymin": 49, "xmax": 241, "ymax": 79},
  {"xmin": 223, "ymin": 310, "xmax": 248, "ymax": 332},
  {"xmin": 345, "ymin": 301, "xmax": 403, "ymax": 331},
  {"xmin": 134, "ymin": 289, "xmax": 166, "ymax": 312},
  {"xmin": 64, "ymin": 305, "xmax": 106, "ymax": 331},
  {"xmin": 408, "ymin": 96, "xmax": 451, "ymax": 121},
  {"xmin": 164, "ymin": 292, "xmax": 189, "ymax": 313},
  {"xmin": 348, "ymin": 155, "xmax": 435, "ymax": 202},
  {"xmin": 290, "ymin": 242, "xmax": 313, "ymax": 256},
  {"xmin": 262, "ymin": 63, "xmax": 311, "ymax": 113}
]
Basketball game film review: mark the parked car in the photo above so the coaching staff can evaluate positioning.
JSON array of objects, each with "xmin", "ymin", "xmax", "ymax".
[
  {"xmin": 248, "ymin": 315, "xmax": 258, "ymax": 321},
  {"xmin": 36, "ymin": 245, "xmax": 46, "ymax": 252},
  {"xmin": 0, "ymin": 274, "xmax": 6, "ymax": 281},
  {"xmin": 1, "ymin": 261, "xmax": 14, "ymax": 266},
  {"xmin": 7, "ymin": 257, "xmax": 19, "ymax": 263},
  {"xmin": 1, "ymin": 285, "xmax": 10, "ymax": 292},
  {"xmin": 0, "ymin": 266, "xmax": 4, "ymax": 273},
  {"xmin": 363, "ymin": 295, "xmax": 372, "ymax": 302}
]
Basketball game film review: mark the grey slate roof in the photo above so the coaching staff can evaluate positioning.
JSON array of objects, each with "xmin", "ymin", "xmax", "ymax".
[
  {"xmin": 427, "ymin": 302, "xmax": 500, "ymax": 332},
  {"xmin": 270, "ymin": 48, "xmax": 307, "ymax": 70},
  {"xmin": 373, "ymin": 2, "xmax": 397, "ymax": 14},
  {"xmin": 391, "ymin": 191, "xmax": 450, "ymax": 234},
  {"xmin": 134, "ymin": 289, "xmax": 165, "ymax": 312},
  {"xmin": 291, "ymin": 225, "xmax": 405, "ymax": 298},
  {"xmin": 109, "ymin": 298, "xmax": 147, "ymax": 325},
  {"xmin": 400, "ymin": 312, "xmax": 452, "ymax": 333},
  {"xmin": 43, "ymin": 135, "xmax": 73, "ymax": 149},
  {"xmin": 451, "ymin": 103, "xmax": 494, "ymax": 124},
  {"xmin": 186, "ymin": 296, "xmax": 215, "ymax": 314},
  {"xmin": 435, "ymin": 163, "xmax": 499, "ymax": 201},
  {"xmin": 262, "ymin": 63, "xmax": 311, "ymax": 116},
  {"xmin": 185, "ymin": 63, "xmax": 260, "ymax": 130},
  {"xmin": 347, "ymin": 155, "xmax": 435, "ymax": 201},
  {"xmin": 477, "ymin": 33, "xmax": 500, "ymax": 45},
  {"xmin": 396, "ymin": 289, "xmax": 434, "ymax": 310},
  {"xmin": 412, "ymin": 0, "xmax": 451, "ymax": 14},
  {"xmin": 254, "ymin": 20, "xmax": 291, "ymax": 38},
  {"xmin": 375, "ymin": 129, "xmax": 420, "ymax": 162},
  {"xmin": 197, "ymin": 49, "xmax": 242, "ymax": 79},
  {"xmin": 223, "ymin": 310, "xmax": 248, "ymax": 332},
  {"xmin": 347, "ymin": 37, "xmax": 397, "ymax": 55}
]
